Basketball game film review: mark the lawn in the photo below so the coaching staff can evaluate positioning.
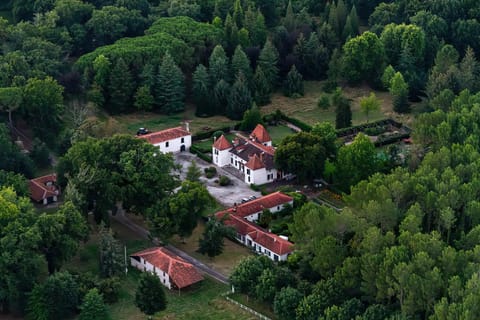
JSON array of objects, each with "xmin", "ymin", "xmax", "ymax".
[
  {"xmin": 112, "ymin": 105, "xmax": 237, "ymax": 136},
  {"xmin": 66, "ymin": 220, "xmax": 256, "ymax": 320},
  {"xmin": 170, "ymin": 219, "xmax": 254, "ymax": 276},
  {"xmin": 261, "ymin": 81, "xmax": 415, "ymax": 127},
  {"xmin": 229, "ymin": 293, "xmax": 277, "ymax": 320},
  {"xmin": 267, "ymin": 124, "xmax": 295, "ymax": 145}
]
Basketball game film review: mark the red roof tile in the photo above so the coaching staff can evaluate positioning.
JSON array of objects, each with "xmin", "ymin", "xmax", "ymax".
[
  {"xmin": 216, "ymin": 213, "xmax": 293, "ymax": 256},
  {"xmin": 245, "ymin": 154, "xmax": 265, "ymax": 170},
  {"xmin": 130, "ymin": 247, "xmax": 204, "ymax": 289},
  {"xmin": 232, "ymin": 192, "xmax": 293, "ymax": 219},
  {"xmin": 137, "ymin": 127, "xmax": 190, "ymax": 145},
  {"xmin": 213, "ymin": 134, "xmax": 232, "ymax": 150},
  {"xmin": 251, "ymin": 124, "xmax": 271, "ymax": 143},
  {"xmin": 29, "ymin": 174, "xmax": 59, "ymax": 202}
]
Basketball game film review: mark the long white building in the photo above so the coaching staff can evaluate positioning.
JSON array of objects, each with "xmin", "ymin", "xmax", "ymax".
[{"xmin": 138, "ymin": 126, "xmax": 191, "ymax": 153}]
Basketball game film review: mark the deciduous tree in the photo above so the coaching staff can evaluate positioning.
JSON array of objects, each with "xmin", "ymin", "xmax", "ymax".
[
  {"xmin": 79, "ymin": 288, "xmax": 110, "ymax": 320},
  {"xmin": 135, "ymin": 272, "xmax": 167, "ymax": 319}
]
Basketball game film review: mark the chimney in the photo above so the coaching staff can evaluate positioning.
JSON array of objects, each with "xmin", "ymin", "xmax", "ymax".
[
  {"xmin": 260, "ymin": 152, "xmax": 264, "ymax": 162},
  {"xmin": 185, "ymin": 121, "xmax": 190, "ymax": 132}
]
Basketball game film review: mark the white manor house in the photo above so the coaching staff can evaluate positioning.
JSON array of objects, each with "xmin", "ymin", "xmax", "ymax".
[{"xmin": 212, "ymin": 124, "xmax": 291, "ymax": 185}]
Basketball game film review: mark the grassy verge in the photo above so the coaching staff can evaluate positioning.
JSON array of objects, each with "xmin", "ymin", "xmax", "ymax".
[
  {"xmin": 193, "ymin": 133, "xmax": 236, "ymax": 152},
  {"xmin": 228, "ymin": 293, "xmax": 277, "ymax": 320}
]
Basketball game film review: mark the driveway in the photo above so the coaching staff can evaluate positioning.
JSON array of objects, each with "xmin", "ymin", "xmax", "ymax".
[{"xmin": 174, "ymin": 152, "xmax": 261, "ymax": 207}]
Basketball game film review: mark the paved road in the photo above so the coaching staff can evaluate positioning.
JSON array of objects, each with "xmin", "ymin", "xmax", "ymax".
[{"xmin": 111, "ymin": 211, "xmax": 229, "ymax": 284}]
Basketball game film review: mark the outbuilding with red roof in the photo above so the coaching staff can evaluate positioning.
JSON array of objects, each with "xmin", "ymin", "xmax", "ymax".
[
  {"xmin": 29, "ymin": 174, "xmax": 60, "ymax": 205},
  {"xmin": 216, "ymin": 192, "xmax": 294, "ymax": 261},
  {"xmin": 130, "ymin": 247, "xmax": 204, "ymax": 290},
  {"xmin": 137, "ymin": 126, "xmax": 191, "ymax": 154}
]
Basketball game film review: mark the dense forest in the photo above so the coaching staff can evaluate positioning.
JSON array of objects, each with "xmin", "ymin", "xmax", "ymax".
[{"xmin": 1, "ymin": 0, "xmax": 480, "ymax": 319}]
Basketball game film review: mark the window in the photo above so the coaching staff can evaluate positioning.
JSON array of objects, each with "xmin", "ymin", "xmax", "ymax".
[
  {"xmin": 274, "ymin": 254, "xmax": 278, "ymax": 261},
  {"xmin": 181, "ymin": 137, "xmax": 184, "ymax": 143},
  {"xmin": 247, "ymin": 169, "xmax": 250, "ymax": 175},
  {"xmin": 231, "ymin": 158, "xmax": 233, "ymax": 164},
  {"xmin": 215, "ymin": 149, "xmax": 218, "ymax": 155},
  {"xmin": 248, "ymin": 176, "xmax": 250, "ymax": 182},
  {"xmin": 166, "ymin": 141, "xmax": 169, "ymax": 147}
]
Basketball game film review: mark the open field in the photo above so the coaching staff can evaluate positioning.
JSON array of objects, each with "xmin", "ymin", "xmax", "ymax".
[
  {"xmin": 262, "ymin": 81, "xmax": 416, "ymax": 127},
  {"xmin": 112, "ymin": 105, "xmax": 237, "ymax": 136},
  {"xmin": 170, "ymin": 220, "xmax": 253, "ymax": 276}
]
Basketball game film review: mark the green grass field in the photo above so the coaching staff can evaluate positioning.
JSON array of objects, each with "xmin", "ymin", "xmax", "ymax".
[
  {"xmin": 261, "ymin": 81, "xmax": 413, "ymax": 127},
  {"xmin": 267, "ymin": 124, "xmax": 295, "ymax": 145}
]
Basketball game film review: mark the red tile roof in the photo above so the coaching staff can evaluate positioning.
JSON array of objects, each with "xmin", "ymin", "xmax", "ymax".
[
  {"xmin": 213, "ymin": 134, "xmax": 232, "ymax": 150},
  {"xmin": 137, "ymin": 127, "xmax": 190, "ymax": 145},
  {"xmin": 29, "ymin": 174, "xmax": 59, "ymax": 202},
  {"xmin": 130, "ymin": 247, "xmax": 204, "ymax": 289},
  {"xmin": 245, "ymin": 154, "xmax": 265, "ymax": 170},
  {"xmin": 216, "ymin": 212, "xmax": 293, "ymax": 256},
  {"xmin": 251, "ymin": 124, "xmax": 271, "ymax": 143},
  {"xmin": 232, "ymin": 192, "xmax": 293, "ymax": 219}
]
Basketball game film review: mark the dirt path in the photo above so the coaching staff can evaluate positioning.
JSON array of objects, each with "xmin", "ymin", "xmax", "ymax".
[{"xmin": 111, "ymin": 209, "xmax": 229, "ymax": 285}]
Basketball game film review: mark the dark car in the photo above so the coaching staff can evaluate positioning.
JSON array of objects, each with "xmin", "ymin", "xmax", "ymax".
[{"xmin": 137, "ymin": 127, "xmax": 149, "ymax": 136}]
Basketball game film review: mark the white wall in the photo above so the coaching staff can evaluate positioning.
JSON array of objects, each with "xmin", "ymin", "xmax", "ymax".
[
  {"xmin": 242, "ymin": 234, "xmax": 289, "ymax": 262},
  {"xmin": 130, "ymin": 257, "xmax": 172, "ymax": 289},
  {"xmin": 153, "ymin": 135, "xmax": 191, "ymax": 154},
  {"xmin": 213, "ymin": 148, "xmax": 231, "ymax": 167}
]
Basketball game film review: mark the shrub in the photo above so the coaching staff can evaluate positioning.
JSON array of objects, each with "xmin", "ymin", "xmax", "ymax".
[
  {"xmin": 218, "ymin": 175, "xmax": 231, "ymax": 186},
  {"xmin": 97, "ymin": 277, "xmax": 121, "ymax": 304},
  {"xmin": 204, "ymin": 166, "xmax": 217, "ymax": 179},
  {"xmin": 317, "ymin": 94, "xmax": 330, "ymax": 109},
  {"xmin": 212, "ymin": 130, "xmax": 224, "ymax": 139}
]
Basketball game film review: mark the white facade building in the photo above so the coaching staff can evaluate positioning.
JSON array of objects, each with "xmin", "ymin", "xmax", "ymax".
[
  {"xmin": 138, "ymin": 126, "xmax": 191, "ymax": 154},
  {"xmin": 130, "ymin": 247, "xmax": 203, "ymax": 290},
  {"xmin": 212, "ymin": 124, "xmax": 288, "ymax": 185},
  {"xmin": 216, "ymin": 192, "xmax": 294, "ymax": 261}
]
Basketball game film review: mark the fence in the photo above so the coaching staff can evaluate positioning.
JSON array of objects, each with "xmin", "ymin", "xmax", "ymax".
[{"xmin": 222, "ymin": 292, "xmax": 272, "ymax": 320}]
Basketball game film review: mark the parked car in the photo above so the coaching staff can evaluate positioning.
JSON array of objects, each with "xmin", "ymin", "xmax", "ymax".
[
  {"xmin": 137, "ymin": 127, "xmax": 149, "ymax": 136},
  {"xmin": 241, "ymin": 198, "xmax": 249, "ymax": 203},
  {"xmin": 248, "ymin": 195, "xmax": 257, "ymax": 200}
]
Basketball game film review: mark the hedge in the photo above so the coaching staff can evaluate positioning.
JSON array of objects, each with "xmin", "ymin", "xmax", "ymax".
[
  {"xmin": 275, "ymin": 111, "xmax": 312, "ymax": 132},
  {"xmin": 189, "ymin": 145, "xmax": 212, "ymax": 162},
  {"xmin": 192, "ymin": 124, "xmax": 240, "ymax": 141}
]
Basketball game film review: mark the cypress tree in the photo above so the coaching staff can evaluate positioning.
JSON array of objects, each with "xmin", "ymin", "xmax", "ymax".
[
  {"xmin": 293, "ymin": 33, "xmax": 308, "ymax": 75},
  {"xmin": 238, "ymin": 28, "xmax": 250, "ymax": 48},
  {"xmin": 227, "ymin": 72, "xmax": 252, "ymax": 120},
  {"xmin": 192, "ymin": 64, "xmax": 212, "ymax": 116},
  {"xmin": 240, "ymin": 103, "xmax": 263, "ymax": 131},
  {"xmin": 305, "ymin": 32, "xmax": 328, "ymax": 79},
  {"xmin": 333, "ymin": 88, "xmax": 352, "ymax": 129},
  {"xmin": 156, "ymin": 52, "xmax": 185, "ymax": 114},
  {"xmin": 254, "ymin": 66, "xmax": 271, "ymax": 106},
  {"xmin": 283, "ymin": 0, "xmax": 296, "ymax": 31},
  {"xmin": 213, "ymin": 79, "xmax": 230, "ymax": 115},
  {"xmin": 231, "ymin": 45, "xmax": 253, "ymax": 87},
  {"xmin": 232, "ymin": 0, "xmax": 243, "ymax": 28},
  {"xmin": 79, "ymin": 289, "xmax": 110, "ymax": 320},
  {"xmin": 252, "ymin": 9, "xmax": 267, "ymax": 47},
  {"xmin": 390, "ymin": 72, "xmax": 409, "ymax": 113},
  {"xmin": 108, "ymin": 58, "xmax": 134, "ymax": 113},
  {"xmin": 283, "ymin": 65, "xmax": 304, "ymax": 97},
  {"xmin": 209, "ymin": 45, "xmax": 229, "ymax": 84},
  {"xmin": 134, "ymin": 85, "xmax": 154, "ymax": 112},
  {"xmin": 140, "ymin": 63, "xmax": 156, "ymax": 89},
  {"xmin": 258, "ymin": 39, "xmax": 279, "ymax": 91}
]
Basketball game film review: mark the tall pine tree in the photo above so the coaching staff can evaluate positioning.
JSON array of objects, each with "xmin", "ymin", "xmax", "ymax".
[
  {"xmin": 258, "ymin": 39, "xmax": 279, "ymax": 91},
  {"xmin": 108, "ymin": 58, "xmax": 133, "ymax": 113},
  {"xmin": 283, "ymin": 65, "xmax": 304, "ymax": 97},
  {"xmin": 231, "ymin": 45, "xmax": 253, "ymax": 88},
  {"xmin": 227, "ymin": 72, "xmax": 252, "ymax": 120},
  {"xmin": 209, "ymin": 45, "xmax": 229, "ymax": 84},
  {"xmin": 156, "ymin": 52, "xmax": 185, "ymax": 114},
  {"xmin": 192, "ymin": 64, "xmax": 212, "ymax": 116},
  {"xmin": 213, "ymin": 79, "xmax": 230, "ymax": 115},
  {"xmin": 254, "ymin": 66, "xmax": 271, "ymax": 106}
]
